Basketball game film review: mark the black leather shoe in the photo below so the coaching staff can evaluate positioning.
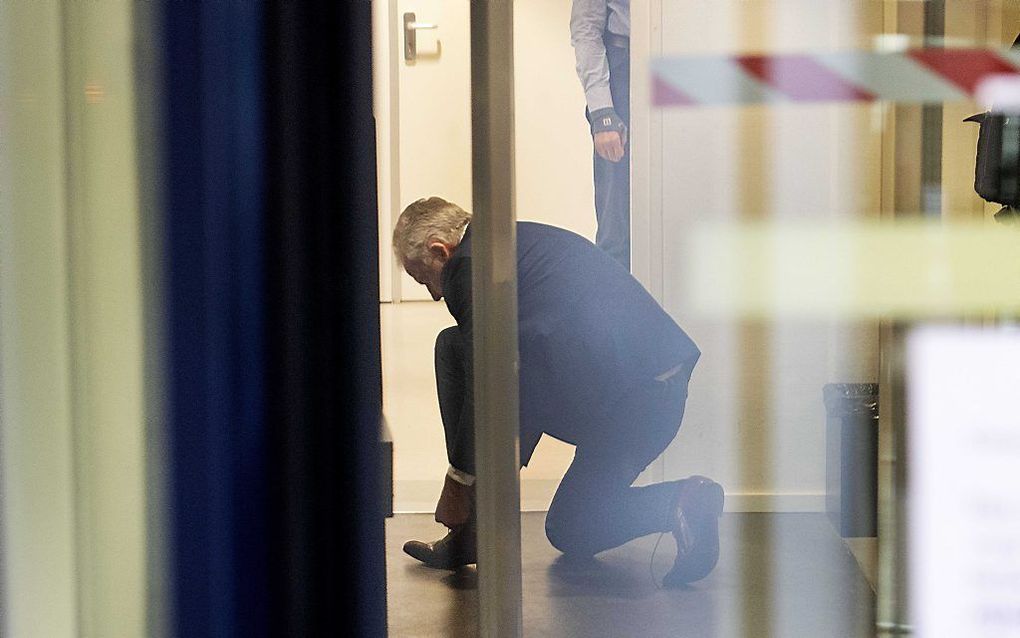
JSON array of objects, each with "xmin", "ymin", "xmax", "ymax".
[
  {"xmin": 663, "ymin": 476, "xmax": 724, "ymax": 586},
  {"xmin": 403, "ymin": 518, "xmax": 477, "ymax": 570}
]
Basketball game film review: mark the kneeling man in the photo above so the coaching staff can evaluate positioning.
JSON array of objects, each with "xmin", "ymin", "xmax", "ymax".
[{"xmin": 395, "ymin": 197, "xmax": 722, "ymax": 586}]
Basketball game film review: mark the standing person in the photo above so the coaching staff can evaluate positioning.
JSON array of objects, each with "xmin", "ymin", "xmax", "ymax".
[
  {"xmin": 571, "ymin": 0, "xmax": 631, "ymax": 269},
  {"xmin": 394, "ymin": 197, "xmax": 724, "ymax": 587}
]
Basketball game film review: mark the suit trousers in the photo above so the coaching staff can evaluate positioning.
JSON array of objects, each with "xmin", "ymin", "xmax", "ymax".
[
  {"xmin": 434, "ymin": 325, "xmax": 691, "ymax": 557},
  {"xmin": 586, "ymin": 39, "xmax": 631, "ymax": 270},
  {"xmin": 435, "ymin": 326, "xmax": 472, "ymax": 472}
]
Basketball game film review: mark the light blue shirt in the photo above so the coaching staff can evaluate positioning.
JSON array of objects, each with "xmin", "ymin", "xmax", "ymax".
[{"xmin": 570, "ymin": 0, "xmax": 631, "ymax": 112}]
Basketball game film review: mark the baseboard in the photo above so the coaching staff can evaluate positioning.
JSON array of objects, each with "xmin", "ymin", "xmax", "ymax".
[
  {"xmin": 393, "ymin": 480, "xmax": 825, "ymax": 514},
  {"xmin": 724, "ymin": 492, "xmax": 826, "ymax": 513}
]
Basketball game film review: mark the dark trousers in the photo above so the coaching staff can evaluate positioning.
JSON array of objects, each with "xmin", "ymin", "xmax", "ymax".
[
  {"xmin": 586, "ymin": 41, "xmax": 631, "ymax": 270},
  {"xmin": 435, "ymin": 326, "xmax": 690, "ymax": 556},
  {"xmin": 435, "ymin": 326, "xmax": 472, "ymax": 470}
]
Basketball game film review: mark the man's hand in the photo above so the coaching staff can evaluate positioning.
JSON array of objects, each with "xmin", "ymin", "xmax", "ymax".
[
  {"xmin": 435, "ymin": 474, "xmax": 473, "ymax": 529},
  {"xmin": 594, "ymin": 129, "xmax": 626, "ymax": 163}
]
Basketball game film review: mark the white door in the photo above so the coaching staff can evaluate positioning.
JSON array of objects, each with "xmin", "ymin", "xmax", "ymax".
[{"xmin": 375, "ymin": 0, "xmax": 471, "ymax": 302}]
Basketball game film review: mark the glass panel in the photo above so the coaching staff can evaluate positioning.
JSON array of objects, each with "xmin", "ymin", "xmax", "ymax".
[{"xmin": 382, "ymin": 1, "xmax": 1020, "ymax": 635}]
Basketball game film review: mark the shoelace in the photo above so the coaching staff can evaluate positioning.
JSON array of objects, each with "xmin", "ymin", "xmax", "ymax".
[
  {"xmin": 650, "ymin": 510, "xmax": 692, "ymax": 589},
  {"xmin": 649, "ymin": 531, "xmax": 666, "ymax": 590}
]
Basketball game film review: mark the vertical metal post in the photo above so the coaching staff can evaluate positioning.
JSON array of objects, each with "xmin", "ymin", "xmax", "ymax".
[
  {"xmin": 878, "ymin": 2, "xmax": 944, "ymax": 634},
  {"xmin": 920, "ymin": 0, "xmax": 945, "ymax": 219},
  {"xmin": 877, "ymin": 323, "xmax": 910, "ymax": 635},
  {"xmin": 469, "ymin": 2, "xmax": 523, "ymax": 637}
]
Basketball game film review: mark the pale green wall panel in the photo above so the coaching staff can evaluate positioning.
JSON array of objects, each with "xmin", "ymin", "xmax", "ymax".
[
  {"xmin": 1, "ymin": 1, "xmax": 155, "ymax": 636},
  {"xmin": 0, "ymin": 1, "xmax": 82, "ymax": 636}
]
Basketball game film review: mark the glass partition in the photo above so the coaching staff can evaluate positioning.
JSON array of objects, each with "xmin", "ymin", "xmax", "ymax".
[{"xmin": 382, "ymin": 1, "xmax": 1020, "ymax": 635}]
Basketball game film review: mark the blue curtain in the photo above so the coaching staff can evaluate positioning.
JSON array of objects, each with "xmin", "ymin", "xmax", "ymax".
[
  {"xmin": 159, "ymin": 1, "xmax": 385, "ymax": 635},
  {"xmin": 160, "ymin": 1, "xmax": 269, "ymax": 636}
]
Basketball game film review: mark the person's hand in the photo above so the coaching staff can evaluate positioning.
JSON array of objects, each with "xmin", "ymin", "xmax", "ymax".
[
  {"xmin": 594, "ymin": 129, "xmax": 626, "ymax": 162},
  {"xmin": 435, "ymin": 474, "xmax": 473, "ymax": 529}
]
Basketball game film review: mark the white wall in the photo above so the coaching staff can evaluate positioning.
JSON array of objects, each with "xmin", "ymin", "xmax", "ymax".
[
  {"xmin": 514, "ymin": 0, "xmax": 597, "ymax": 239},
  {"xmin": 641, "ymin": 0, "xmax": 1003, "ymax": 513},
  {"xmin": 645, "ymin": 0, "xmax": 885, "ymax": 511}
]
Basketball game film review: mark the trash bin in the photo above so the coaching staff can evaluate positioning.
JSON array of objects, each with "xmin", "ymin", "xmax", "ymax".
[{"xmin": 823, "ymin": 383, "xmax": 878, "ymax": 538}]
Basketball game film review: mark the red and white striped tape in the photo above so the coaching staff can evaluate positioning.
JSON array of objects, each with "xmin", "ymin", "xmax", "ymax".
[{"xmin": 651, "ymin": 48, "xmax": 1020, "ymax": 106}]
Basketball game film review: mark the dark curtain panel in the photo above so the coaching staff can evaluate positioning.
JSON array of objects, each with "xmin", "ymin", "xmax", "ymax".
[
  {"xmin": 159, "ymin": 0, "xmax": 384, "ymax": 635},
  {"xmin": 262, "ymin": 0, "xmax": 385, "ymax": 635},
  {"xmin": 161, "ymin": 1, "xmax": 270, "ymax": 636}
]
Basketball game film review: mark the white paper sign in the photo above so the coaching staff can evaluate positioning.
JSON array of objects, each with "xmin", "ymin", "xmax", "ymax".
[{"xmin": 909, "ymin": 326, "xmax": 1020, "ymax": 638}]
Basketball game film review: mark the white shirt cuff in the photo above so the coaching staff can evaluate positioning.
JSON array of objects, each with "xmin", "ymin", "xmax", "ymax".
[
  {"xmin": 447, "ymin": 465, "xmax": 476, "ymax": 486},
  {"xmin": 585, "ymin": 85, "xmax": 615, "ymax": 115}
]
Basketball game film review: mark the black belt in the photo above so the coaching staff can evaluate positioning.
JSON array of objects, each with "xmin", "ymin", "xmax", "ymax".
[{"xmin": 604, "ymin": 32, "xmax": 630, "ymax": 49}]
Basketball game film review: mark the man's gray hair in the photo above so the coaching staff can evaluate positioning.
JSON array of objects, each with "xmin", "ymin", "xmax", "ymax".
[{"xmin": 392, "ymin": 197, "xmax": 472, "ymax": 266}]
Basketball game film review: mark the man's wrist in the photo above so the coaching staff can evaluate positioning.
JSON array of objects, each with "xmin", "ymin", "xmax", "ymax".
[
  {"xmin": 590, "ymin": 107, "xmax": 626, "ymax": 136},
  {"xmin": 447, "ymin": 465, "xmax": 476, "ymax": 487}
]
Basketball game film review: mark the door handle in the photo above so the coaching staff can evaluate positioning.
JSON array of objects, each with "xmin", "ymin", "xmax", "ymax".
[{"xmin": 404, "ymin": 12, "xmax": 438, "ymax": 61}]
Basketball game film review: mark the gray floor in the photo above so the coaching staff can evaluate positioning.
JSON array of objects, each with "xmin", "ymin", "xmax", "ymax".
[{"xmin": 386, "ymin": 512, "xmax": 875, "ymax": 638}]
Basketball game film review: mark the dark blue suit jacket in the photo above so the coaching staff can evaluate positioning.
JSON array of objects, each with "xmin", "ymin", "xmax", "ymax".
[{"xmin": 441, "ymin": 222, "xmax": 700, "ymax": 473}]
